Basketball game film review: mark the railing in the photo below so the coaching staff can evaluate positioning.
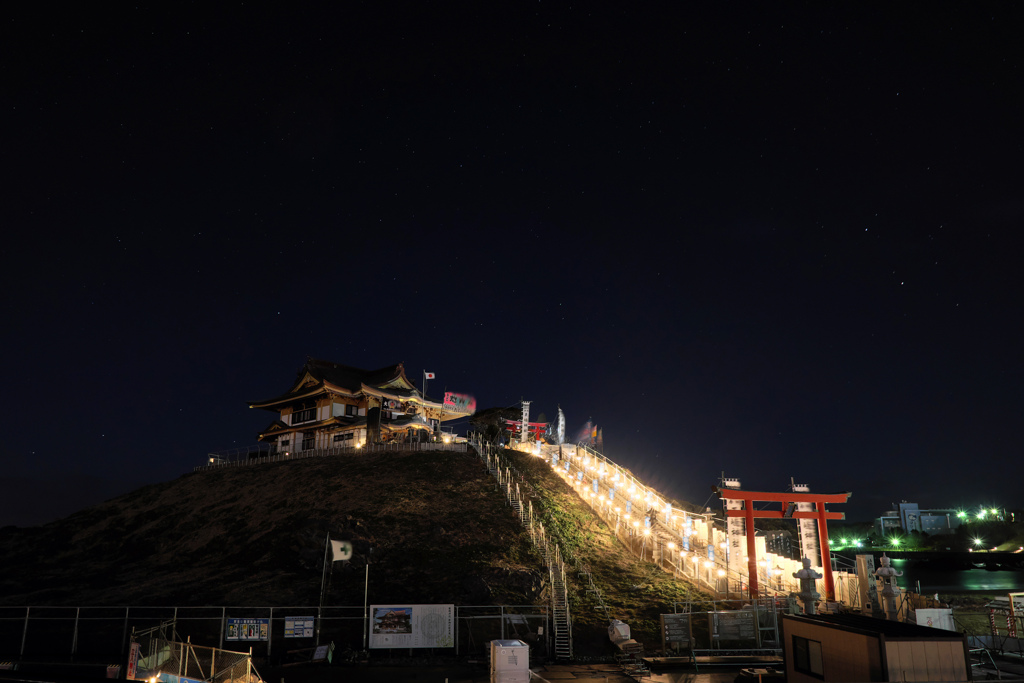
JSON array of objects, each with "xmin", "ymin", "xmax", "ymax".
[
  {"xmin": 195, "ymin": 442, "xmax": 468, "ymax": 471},
  {"xmin": 475, "ymin": 441, "xmax": 573, "ymax": 660},
  {"xmin": 0, "ymin": 604, "xmax": 546, "ymax": 661},
  {"xmin": 549, "ymin": 443, "xmax": 809, "ymax": 603}
]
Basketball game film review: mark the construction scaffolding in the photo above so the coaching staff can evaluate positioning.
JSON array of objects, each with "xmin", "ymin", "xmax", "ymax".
[{"xmin": 128, "ymin": 620, "xmax": 260, "ymax": 683}]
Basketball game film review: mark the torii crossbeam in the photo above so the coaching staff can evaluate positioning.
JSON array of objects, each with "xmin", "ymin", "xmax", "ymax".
[{"xmin": 714, "ymin": 487, "xmax": 851, "ymax": 600}]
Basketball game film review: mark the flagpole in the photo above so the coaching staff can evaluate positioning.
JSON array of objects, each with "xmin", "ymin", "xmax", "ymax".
[
  {"xmin": 362, "ymin": 550, "xmax": 371, "ymax": 651},
  {"xmin": 316, "ymin": 532, "xmax": 330, "ymax": 646}
]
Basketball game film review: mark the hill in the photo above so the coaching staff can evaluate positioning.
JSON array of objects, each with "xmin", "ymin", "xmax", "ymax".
[
  {"xmin": 0, "ymin": 446, "xmax": 713, "ymax": 652},
  {"xmin": 0, "ymin": 448, "xmax": 543, "ymax": 606}
]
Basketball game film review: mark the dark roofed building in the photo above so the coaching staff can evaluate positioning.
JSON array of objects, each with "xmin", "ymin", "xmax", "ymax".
[
  {"xmin": 782, "ymin": 613, "xmax": 970, "ymax": 682},
  {"xmin": 248, "ymin": 359, "xmax": 469, "ymax": 452}
]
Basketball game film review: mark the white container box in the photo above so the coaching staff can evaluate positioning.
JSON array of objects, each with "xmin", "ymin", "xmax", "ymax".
[{"xmin": 490, "ymin": 639, "xmax": 529, "ymax": 682}]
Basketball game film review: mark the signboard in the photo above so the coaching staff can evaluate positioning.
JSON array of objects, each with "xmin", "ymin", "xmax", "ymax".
[
  {"xmin": 312, "ymin": 643, "xmax": 334, "ymax": 663},
  {"xmin": 660, "ymin": 613, "xmax": 691, "ymax": 649},
  {"xmin": 443, "ymin": 392, "xmax": 477, "ymax": 414},
  {"xmin": 126, "ymin": 642, "xmax": 140, "ymax": 680},
  {"xmin": 226, "ymin": 618, "xmax": 269, "ymax": 641},
  {"xmin": 369, "ymin": 604, "xmax": 454, "ymax": 649},
  {"xmin": 284, "ymin": 616, "xmax": 315, "ymax": 638},
  {"xmin": 714, "ymin": 611, "xmax": 759, "ymax": 647}
]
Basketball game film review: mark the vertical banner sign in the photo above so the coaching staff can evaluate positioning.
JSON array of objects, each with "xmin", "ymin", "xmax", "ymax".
[
  {"xmin": 609, "ymin": 488, "xmax": 615, "ymax": 501},
  {"xmin": 709, "ymin": 545, "xmax": 715, "ymax": 562},
  {"xmin": 126, "ymin": 642, "xmax": 140, "ymax": 680},
  {"xmin": 593, "ymin": 479, "xmax": 599, "ymax": 494},
  {"xmin": 793, "ymin": 483, "xmax": 821, "ymax": 567},
  {"xmin": 626, "ymin": 500, "xmax": 632, "ymax": 514},
  {"xmin": 723, "ymin": 479, "xmax": 745, "ymax": 573}
]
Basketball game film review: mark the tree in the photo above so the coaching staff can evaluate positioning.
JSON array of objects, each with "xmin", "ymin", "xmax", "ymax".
[{"xmin": 468, "ymin": 406, "xmax": 520, "ymax": 444}]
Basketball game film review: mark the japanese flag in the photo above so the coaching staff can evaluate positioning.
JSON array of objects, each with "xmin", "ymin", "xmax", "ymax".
[{"xmin": 424, "ymin": 372, "xmax": 436, "ymax": 379}]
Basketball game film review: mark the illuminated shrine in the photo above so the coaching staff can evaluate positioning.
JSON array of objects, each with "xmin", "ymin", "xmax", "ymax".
[{"xmin": 248, "ymin": 359, "xmax": 471, "ymax": 451}]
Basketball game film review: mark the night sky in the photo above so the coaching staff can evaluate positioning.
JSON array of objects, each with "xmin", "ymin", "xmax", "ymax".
[{"xmin": 4, "ymin": 4, "xmax": 1022, "ymax": 527}]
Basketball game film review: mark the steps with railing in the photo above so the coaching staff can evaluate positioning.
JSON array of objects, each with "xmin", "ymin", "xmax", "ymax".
[{"xmin": 476, "ymin": 441, "xmax": 573, "ymax": 660}]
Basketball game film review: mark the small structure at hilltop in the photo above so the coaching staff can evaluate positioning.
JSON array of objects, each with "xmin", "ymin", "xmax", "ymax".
[{"xmin": 248, "ymin": 359, "xmax": 472, "ymax": 451}]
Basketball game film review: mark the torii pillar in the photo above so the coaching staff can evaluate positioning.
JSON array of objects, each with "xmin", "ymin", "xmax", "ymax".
[{"xmin": 714, "ymin": 487, "xmax": 851, "ymax": 601}]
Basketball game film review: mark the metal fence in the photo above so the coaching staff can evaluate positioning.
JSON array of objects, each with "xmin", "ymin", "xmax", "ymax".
[
  {"xmin": 0, "ymin": 604, "xmax": 547, "ymax": 663},
  {"xmin": 195, "ymin": 442, "xmax": 469, "ymax": 472},
  {"xmin": 133, "ymin": 626, "xmax": 254, "ymax": 683}
]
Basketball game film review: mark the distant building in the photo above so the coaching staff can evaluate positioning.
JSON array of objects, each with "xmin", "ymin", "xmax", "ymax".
[
  {"xmin": 248, "ymin": 359, "xmax": 468, "ymax": 452},
  {"xmin": 874, "ymin": 502, "xmax": 962, "ymax": 537}
]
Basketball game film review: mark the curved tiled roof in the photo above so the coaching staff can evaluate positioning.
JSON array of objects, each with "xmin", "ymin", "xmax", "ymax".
[{"xmin": 249, "ymin": 359, "xmax": 413, "ymax": 408}]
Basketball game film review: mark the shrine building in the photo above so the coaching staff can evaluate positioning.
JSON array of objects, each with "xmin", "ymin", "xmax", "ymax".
[{"xmin": 248, "ymin": 359, "xmax": 462, "ymax": 452}]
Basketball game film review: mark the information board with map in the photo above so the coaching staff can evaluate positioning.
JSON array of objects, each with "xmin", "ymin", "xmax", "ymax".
[{"xmin": 369, "ymin": 604, "xmax": 454, "ymax": 649}]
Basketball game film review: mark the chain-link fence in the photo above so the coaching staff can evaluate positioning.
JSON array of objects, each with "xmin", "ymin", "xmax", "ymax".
[
  {"xmin": 0, "ymin": 604, "xmax": 549, "ymax": 665},
  {"xmin": 133, "ymin": 625, "xmax": 254, "ymax": 683}
]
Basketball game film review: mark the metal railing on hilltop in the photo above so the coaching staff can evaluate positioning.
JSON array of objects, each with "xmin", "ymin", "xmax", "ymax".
[{"xmin": 194, "ymin": 441, "xmax": 468, "ymax": 471}]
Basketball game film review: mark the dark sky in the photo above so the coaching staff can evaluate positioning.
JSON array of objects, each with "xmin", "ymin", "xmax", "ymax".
[{"xmin": 3, "ymin": 4, "xmax": 1022, "ymax": 527}]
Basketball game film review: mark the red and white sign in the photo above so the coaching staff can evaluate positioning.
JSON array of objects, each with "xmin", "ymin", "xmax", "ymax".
[{"xmin": 126, "ymin": 642, "xmax": 140, "ymax": 680}]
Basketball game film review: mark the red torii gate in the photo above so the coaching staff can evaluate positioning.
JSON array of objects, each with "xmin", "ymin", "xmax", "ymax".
[{"xmin": 714, "ymin": 487, "xmax": 851, "ymax": 601}]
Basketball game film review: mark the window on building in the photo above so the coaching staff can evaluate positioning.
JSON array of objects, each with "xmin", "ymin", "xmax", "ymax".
[
  {"xmin": 333, "ymin": 433, "xmax": 354, "ymax": 442},
  {"xmin": 302, "ymin": 432, "xmax": 315, "ymax": 451},
  {"xmin": 280, "ymin": 439, "xmax": 290, "ymax": 446},
  {"xmin": 345, "ymin": 404, "xmax": 357, "ymax": 416},
  {"xmin": 292, "ymin": 406, "xmax": 316, "ymax": 424},
  {"xmin": 792, "ymin": 635, "xmax": 824, "ymax": 678}
]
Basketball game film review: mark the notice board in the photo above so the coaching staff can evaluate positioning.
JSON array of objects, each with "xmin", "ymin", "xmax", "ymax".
[
  {"xmin": 713, "ymin": 611, "xmax": 759, "ymax": 648},
  {"xmin": 660, "ymin": 613, "xmax": 691, "ymax": 650}
]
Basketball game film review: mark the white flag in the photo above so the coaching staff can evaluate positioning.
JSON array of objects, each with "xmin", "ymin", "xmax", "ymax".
[
  {"xmin": 331, "ymin": 539, "xmax": 353, "ymax": 561},
  {"xmin": 424, "ymin": 372, "xmax": 436, "ymax": 379}
]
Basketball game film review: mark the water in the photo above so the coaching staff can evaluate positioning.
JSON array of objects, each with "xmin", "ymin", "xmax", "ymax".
[{"xmin": 887, "ymin": 557, "xmax": 1024, "ymax": 593}]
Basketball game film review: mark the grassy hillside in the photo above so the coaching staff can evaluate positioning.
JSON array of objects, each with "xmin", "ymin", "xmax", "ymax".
[
  {"xmin": 0, "ymin": 446, "xmax": 713, "ymax": 653},
  {"xmin": 0, "ymin": 449, "xmax": 539, "ymax": 607},
  {"xmin": 500, "ymin": 448, "xmax": 715, "ymax": 650}
]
